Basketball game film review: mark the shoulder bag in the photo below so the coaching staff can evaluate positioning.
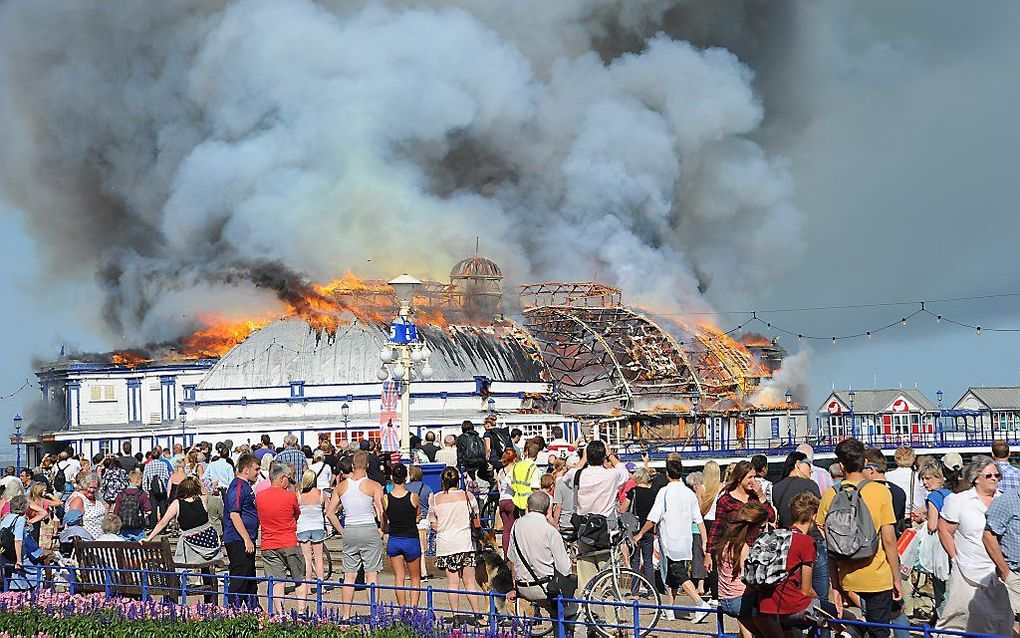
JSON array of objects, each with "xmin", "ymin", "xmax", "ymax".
[{"xmin": 511, "ymin": 523, "xmax": 577, "ymax": 599}]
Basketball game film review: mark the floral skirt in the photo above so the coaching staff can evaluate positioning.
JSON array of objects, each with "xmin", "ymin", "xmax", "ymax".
[{"xmin": 435, "ymin": 551, "xmax": 477, "ymax": 572}]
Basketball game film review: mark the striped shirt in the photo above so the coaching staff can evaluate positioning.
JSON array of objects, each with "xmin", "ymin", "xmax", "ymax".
[
  {"xmin": 275, "ymin": 448, "xmax": 307, "ymax": 477},
  {"xmin": 141, "ymin": 458, "xmax": 171, "ymax": 496}
]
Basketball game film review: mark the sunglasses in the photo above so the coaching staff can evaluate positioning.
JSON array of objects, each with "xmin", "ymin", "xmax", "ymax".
[
  {"xmin": 863, "ymin": 464, "xmax": 880, "ymax": 472},
  {"xmin": 981, "ymin": 472, "xmax": 1002, "ymax": 480}
]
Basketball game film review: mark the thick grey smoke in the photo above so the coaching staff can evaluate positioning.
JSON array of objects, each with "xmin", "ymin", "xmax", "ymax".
[{"xmin": 0, "ymin": 0, "xmax": 801, "ymax": 344}]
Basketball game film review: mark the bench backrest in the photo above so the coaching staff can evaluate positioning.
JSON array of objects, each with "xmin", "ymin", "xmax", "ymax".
[{"xmin": 71, "ymin": 538, "xmax": 180, "ymax": 595}]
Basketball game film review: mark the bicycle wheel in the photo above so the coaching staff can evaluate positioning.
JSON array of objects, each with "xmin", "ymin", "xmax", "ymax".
[
  {"xmin": 323, "ymin": 544, "xmax": 334, "ymax": 581},
  {"xmin": 582, "ymin": 568, "xmax": 661, "ymax": 638},
  {"xmin": 480, "ymin": 496, "xmax": 498, "ymax": 532}
]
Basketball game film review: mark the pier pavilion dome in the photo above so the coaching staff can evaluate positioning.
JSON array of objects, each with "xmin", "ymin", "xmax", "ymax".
[{"xmin": 198, "ymin": 316, "xmax": 546, "ymax": 389}]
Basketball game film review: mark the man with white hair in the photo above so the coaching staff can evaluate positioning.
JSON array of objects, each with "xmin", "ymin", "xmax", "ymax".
[
  {"xmin": 797, "ymin": 443, "xmax": 832, "ymax": 494},
  {"xmin": 507, "ymin": 490, "xmax": 579, "ymax": 637},
  {"xmin": 435, "ymin": 434, "xmax": 458, "ymax": 467},
  {"xmin": 275, "ymin": 434, "xmax": 306, "ymax": 477}
]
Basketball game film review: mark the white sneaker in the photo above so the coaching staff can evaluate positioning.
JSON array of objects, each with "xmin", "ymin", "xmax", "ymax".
[
  {"xmin": 663, "ymin": 609, "xmax": 676, "ymax": 621},
  {"xmin": 690, "ymin": 602, "xmax": 713, "ymax": 624}
]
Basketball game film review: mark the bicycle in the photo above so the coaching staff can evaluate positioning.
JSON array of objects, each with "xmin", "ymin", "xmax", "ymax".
[{"xmin": 577, "ymin": 526, "xmax": 661, "ymax": 638}]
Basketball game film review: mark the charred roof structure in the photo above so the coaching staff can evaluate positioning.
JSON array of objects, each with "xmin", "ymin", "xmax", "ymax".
[{"xmin": 521, "ymin": 281, "xmax": 772, "ymax": 416}]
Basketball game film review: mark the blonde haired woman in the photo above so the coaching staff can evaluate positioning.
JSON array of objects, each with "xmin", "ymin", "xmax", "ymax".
[
  {"xmin": 701, "ymin": 461, "xmax": 723, "ymax": 601},
  {"xmin": 26, "ymin": 482, "xmax": 61, "ymax": 544},
  {"xmin": 297, "ymin": 468, "xmax": 327, "ymax": 585}
]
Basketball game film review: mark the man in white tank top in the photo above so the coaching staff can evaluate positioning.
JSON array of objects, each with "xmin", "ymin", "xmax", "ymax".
[{"xmin": 326, "ymin": 450, "xmax": 385, "ymax": 619}]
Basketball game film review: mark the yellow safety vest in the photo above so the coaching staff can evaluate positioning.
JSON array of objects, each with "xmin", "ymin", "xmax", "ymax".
[{"xmin": 511, "ymin": 459, "xmax": 537, "ymax": 509}]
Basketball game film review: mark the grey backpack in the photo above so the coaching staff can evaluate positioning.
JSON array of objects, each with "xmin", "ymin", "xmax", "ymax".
[{"xmin": 823, "ymin": 479, "xmax": 879, "ymax": 561}]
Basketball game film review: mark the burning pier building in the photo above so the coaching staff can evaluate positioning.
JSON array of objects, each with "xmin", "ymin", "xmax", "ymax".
[
  {"xmin": 21, "ymin": 255, "xmax": 806, "ymax": 463},
  {"xmin": 521, "ymin": 282, "xmax": 808, "ymax": 450}
]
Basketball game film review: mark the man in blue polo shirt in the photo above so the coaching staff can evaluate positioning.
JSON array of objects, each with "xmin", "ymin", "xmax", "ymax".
[{"xmin": 224, "ymin": 453, "xmax": 260, "ymax": 608}]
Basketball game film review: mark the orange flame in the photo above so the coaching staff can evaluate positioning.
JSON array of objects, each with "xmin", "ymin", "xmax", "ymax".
[
  {"xmin": 180, "ymin": 313, "xmax": 278, "ymax": 359},
  {"xmin": 110, "ymin": 272, "xmax": 484, "ymax": 366}
]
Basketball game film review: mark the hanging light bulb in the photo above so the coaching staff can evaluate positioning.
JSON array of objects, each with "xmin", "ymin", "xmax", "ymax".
[
  {"xmin": 410, "ymin": 349, "xmax": 424, "ymax": 363},
  {"xmin": 977, "ymin": 326, "xmax": 982, "ymax": 336},
  {"xmin": 832, "ymin": 336, "xmax": 837, "ymax": 345},
  {"xmin": 797, "ymin": 334, "xmax": 803, "ymax": 341},
  {"xmin": 376, "ymin": 367, "xmax": 389, "ymax": 381},
  {"xmin": 866, "ymin": 331, "xmax": 872, "ymax": 339},
  {"xmin": 420, "ymin": 364, "xmax": 434, "ymax": 379},
  {"xmin": 900, "ymin": 317, "xmax": 907, "ymax": 327},
  {"xmin": 391, "ymin": 365, "xmax": 406, "ymax": 380},
  {"xmin": 936, "ymin": 315, "xmax": 942, "ymax": 324},
  {"xmin": 379, "ymin": 348, "xmax": 395, "ymax": 363}
]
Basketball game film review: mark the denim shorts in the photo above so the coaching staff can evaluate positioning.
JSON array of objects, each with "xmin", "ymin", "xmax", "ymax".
[
  {"xmin": 297, "ymin": 529, "xmax": 326, "ymax": 543},
  {"xmin": 387, "ymin": 535, "xmax": 422, "ymax": 561},
  {"xmin": 719, "ymin": 594, "xmax": 757, "ymax": 618}
]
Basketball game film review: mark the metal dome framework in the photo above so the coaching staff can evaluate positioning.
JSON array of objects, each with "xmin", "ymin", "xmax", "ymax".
[{"xmin": 521, "ymin": 282, "xmax": 770, "ymax": 409}]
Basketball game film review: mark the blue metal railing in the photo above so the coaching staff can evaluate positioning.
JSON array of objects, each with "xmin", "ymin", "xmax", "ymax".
[{"xmin": 0, "ymin": 563, "xmax": 1002, "ymax": 638}]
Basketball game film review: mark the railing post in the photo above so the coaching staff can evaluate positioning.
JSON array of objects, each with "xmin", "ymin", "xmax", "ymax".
[
  {"xmin": 488, "ymin": 590, "xmax": 497, "ymax": 632},
  {"xmin": 222, "ymin": 572, "xmax": 230, "ymax": 607},
  {"xmin": 316, "ymin": 579, "xmax": 323, "ymax": 616},
  {"xmin": 632, "ymin": 600, "xmax": 640, "ymax": 638},
  {"xmin": 556, "ymin": 595, "xmax": 566, "ymax": 638},
  {"xmin": 104, "ymin": 567, "xmax": 111, "ymax": 597},
  {"xmin": 141, "ymin": 568, "xmax": 148, "ymax": 602},
  {"xmin": 179, "ymin": 570, "xmax": 187, "ymax": 605},
  {"xmin": 267, "ymin": 575, "xmax": 274, "ymax": 615},
  {"xmin": 715, "ymin": 604, "xmax": 725, "ymax": 638},
  {"xmin": 426, "ymin": 585, "xmax": 434, "ymax": 612},
  {"xmin": 369, "ymin": 583, "xmax": 377, "ymax": 627},
  {"xmin": 68, "ymin": 566, "xmax": 75, "ymax": 595}
]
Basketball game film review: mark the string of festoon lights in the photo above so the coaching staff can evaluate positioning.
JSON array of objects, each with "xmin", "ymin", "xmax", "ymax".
[
  {"xmin": 698, "ymin": 299, "xmax": 1020, "ymax": 344},
  {"xmin": 0, "ymin": 379, "xmax": 34, "ymax": 403}
]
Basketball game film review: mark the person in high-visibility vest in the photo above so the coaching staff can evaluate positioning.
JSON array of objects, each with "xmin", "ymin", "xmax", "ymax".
[{"xmin": 510, "ymin": 438, "xmax": 543, "ymax": 514}]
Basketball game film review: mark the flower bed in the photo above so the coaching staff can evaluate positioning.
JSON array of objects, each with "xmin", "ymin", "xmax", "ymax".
[{"xmin": 0, "ymin": 592, "xmax": 523, "ymax": 638}]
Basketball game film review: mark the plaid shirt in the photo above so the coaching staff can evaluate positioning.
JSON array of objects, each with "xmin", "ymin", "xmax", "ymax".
[
  {"xmin": 141, "ymin": 458, "xmax": 171, "ymax": 496},
  {"xmin": 275, "ymin": 447, "xmax": 307, "ymax": 477},
  {"xmin": 986, "ymin": 491, "xmax": 1020, "ymax": 571},
  {"xmin": 706, "ymin": 491, "xmax": 776, "ymax": 554},
  {"xmin": 998, "ymin": 461, "xmax": 1020, "ymax": 495}
]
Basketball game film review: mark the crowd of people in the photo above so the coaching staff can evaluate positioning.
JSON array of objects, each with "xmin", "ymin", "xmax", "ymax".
[{"xmin": 5, "ymin": 422, "xmax": 1020, "ymax": 637}]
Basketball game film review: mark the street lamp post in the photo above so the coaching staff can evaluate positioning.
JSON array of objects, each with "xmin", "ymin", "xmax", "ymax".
[
  {"xmin": 691, "ymin": 393, "xmax": 701, "ymax": 451},
  {"xmin": 179, "ymin": 408, "xmax": 187, "ymax": 449},
  {"xmin": 785, "ymin": 390, "xmax": 793, "ymax": 446},
  {"xmin": 848, "ymin": 389, "xmax": 856, "ymax": 441},
  {"xmin": 341, "ymin": 402, "xmax": 351, "ymax": 441},
  {"xmin": 13, "ymin": 414, "xmax": 22, "ymax": 474},
  {"xmin": 378, "ymin": 274, "xmax": 433, "ymax": 458},
  {"xmin": 936, "ymin": 389, "xmax": 944, "ymax": 445}
]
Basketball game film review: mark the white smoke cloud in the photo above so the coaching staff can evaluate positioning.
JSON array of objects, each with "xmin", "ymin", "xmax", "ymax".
[
  {"xmin": 0, "ymin": 0, "xmax": 802, "ymax": 344},
  {"xmin": 751, "ymin": 349, "xmax": 813, "ymax": 407}
]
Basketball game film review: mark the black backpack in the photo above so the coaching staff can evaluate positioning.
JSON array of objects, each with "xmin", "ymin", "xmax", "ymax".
[
  {"xmin": 148, "ymin": 473, "xmax": 167, "ymax": 503},
  {"xmin": 0, "ymin": 516, "xmax": 22, "ymax": 561},
  {"xmin": 463, "ymin": 434, "xmax": 486, "ymax": 467},
  {"xmin": 53, "ymin": 462, "xmax": 68, "ymax": 493},
  {"xmin": 117, "ymin": 487, "xmax": 145, "ymax": 529}
]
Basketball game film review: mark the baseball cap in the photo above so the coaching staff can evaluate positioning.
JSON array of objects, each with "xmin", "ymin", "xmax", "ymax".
[
  {"xmin": 625, "ymin": 462, "xmax": 636, "ymax": 472},
  {"xmin": 941, "ymin": 452, "xmax": 963, "ymax": 471}
]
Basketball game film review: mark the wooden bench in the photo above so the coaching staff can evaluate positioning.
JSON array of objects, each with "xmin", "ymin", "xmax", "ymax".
[{"xmin": 71, "ymin": 538, "xmax": 224, "ymax": 599}]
